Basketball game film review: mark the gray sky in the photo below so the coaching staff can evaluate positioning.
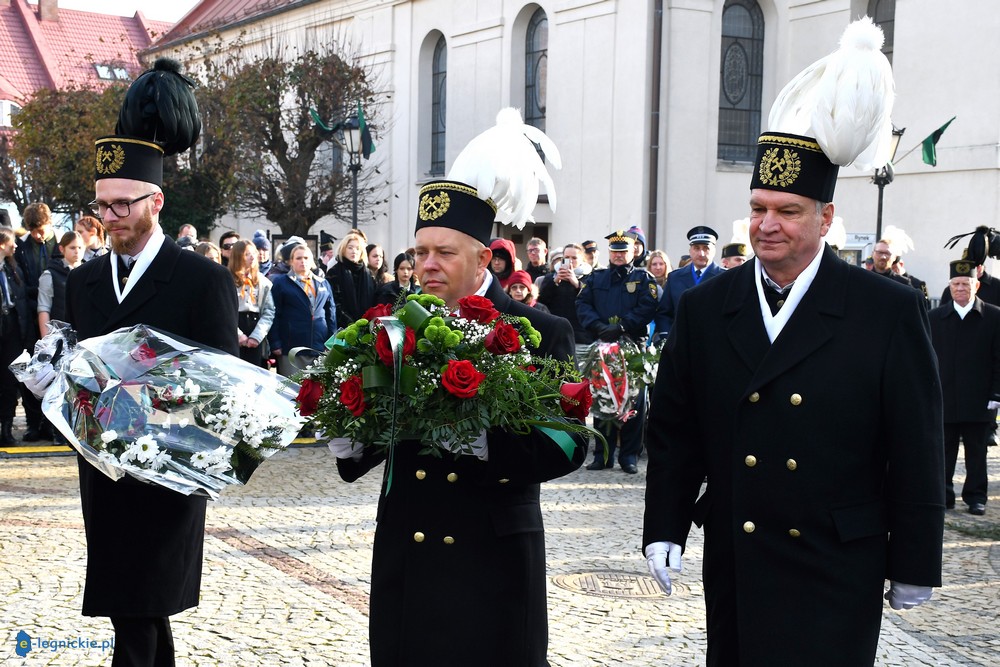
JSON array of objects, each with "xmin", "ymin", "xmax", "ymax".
[{"xmin": 35, "ymin": 0, "xmax": 201, "ymax": 23}]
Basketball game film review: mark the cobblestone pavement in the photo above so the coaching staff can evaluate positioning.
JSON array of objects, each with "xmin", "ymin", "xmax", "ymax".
[{"xmin": 1, "ymin": 443, "xmax": 998, "ymax": 666}]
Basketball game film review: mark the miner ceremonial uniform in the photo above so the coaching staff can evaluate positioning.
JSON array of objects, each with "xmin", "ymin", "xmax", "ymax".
[{"xmin": 642, "ymin": 19, "xmax": 944, "ymax": 667}]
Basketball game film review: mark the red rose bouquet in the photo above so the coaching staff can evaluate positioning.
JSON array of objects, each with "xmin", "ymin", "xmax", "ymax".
[{"xmin": 297, "ymin": 293, "xmax": 598, "ymax": 457}]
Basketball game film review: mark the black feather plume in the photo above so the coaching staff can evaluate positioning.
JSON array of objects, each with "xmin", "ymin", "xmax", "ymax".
[{"xmin": 115, "ymin": 57, "xmax": 201, "ymax": 156}]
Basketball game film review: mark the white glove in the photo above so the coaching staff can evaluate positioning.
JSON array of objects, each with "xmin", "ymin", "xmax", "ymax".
[
  {"xmin": 327, "ymin": 437, "xmax": 364, "ymax": 461},
  {"xmin": 23, "ymin": 362, "xmax": 57, "ymax": 399},
  {"xmin": 644, "ymin": 541, "xmax": 683, "ymax": 595},
  {"xmin": 987, "ymin": 400, "xmax": 1000, "ymax": 410},
  {"xmin": 443, "ymin": 431, "xmax": 489, "ymax": 461},
  {"xmin": 884, "ymin": 581, "xmax": 933, "ymax": 610}
]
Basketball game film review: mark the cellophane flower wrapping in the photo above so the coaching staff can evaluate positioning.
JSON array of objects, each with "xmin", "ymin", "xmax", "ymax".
[
  {"xmin": 12, "ymin": 322, "xmax": 304, "ymax": 500},
  {"xmin": 580, "ymin": 338, "xmax": 662, "ymax": 423},
  {"xmin": 297, "ymin": 293, "xmax": 595, "ymax": 457}
]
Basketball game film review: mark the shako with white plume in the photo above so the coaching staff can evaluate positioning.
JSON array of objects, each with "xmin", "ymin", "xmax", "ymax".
[
  {"xmin": 95, "ymin": 57, "xmax": 202, "ymax": 187},
  {"xmin": 415, "ymin": 108, "xmax": 560, "ymax": 245},
  {"xmin": 722, "ymin": 218, "xmax": 752, "ymax": 260},
  {"xmin": 751, "ymin": 17, "xmax": 895, "ymax": 203}
]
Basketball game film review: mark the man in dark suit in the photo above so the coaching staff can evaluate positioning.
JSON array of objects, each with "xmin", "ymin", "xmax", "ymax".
[
  {"xmin": 333, "ymin": 174, "xmax": 587, "ymax": 665},
  {"xmin": 34, "ymin": 59, "xmax": 239, "ymax": 667},
  {"xmin": 653, "ymin": 226, "xmax": 725, "ymax": 336},
  {"xmin": 929, "ymin": 259, "xmax": 1000, "ymax": 516},
  {"xmin": 642, "ymin": 27, "xmax": 944, "ymax": 665}
]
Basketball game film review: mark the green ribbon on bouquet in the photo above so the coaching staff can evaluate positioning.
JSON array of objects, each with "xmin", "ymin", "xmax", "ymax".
[{"xmin": 373, "ymin": 316, "xmax": 408, "ymax": 494}]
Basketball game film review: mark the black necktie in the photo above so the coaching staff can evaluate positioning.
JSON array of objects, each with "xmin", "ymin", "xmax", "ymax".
[
  {"xmin": 117, "ymin": 256, "xmax": 132, "ymax": 291},
  {"xmin": 696, "ymin": 269, "xmax": 702, "ymax": 279},
  {"xmin": 761, "ymin": 277, "xmax": 786, "ymax": 316}
]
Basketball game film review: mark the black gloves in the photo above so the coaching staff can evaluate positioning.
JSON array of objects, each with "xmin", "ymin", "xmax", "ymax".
[{"xmin": 598, "ymin": 323, "xmax": 624, "ymax": 342}]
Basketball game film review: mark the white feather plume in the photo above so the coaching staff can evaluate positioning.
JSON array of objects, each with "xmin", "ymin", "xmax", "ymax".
[
  {"xmin": 731, "ymin": 218, "xmax": 751, "ymax": 245},
  {"xmin": 767, "ymin": 17, "xmax": 895, "ymax": 170},
  {"xmin": 825, "ymin": 216, "xmax": 847, "ymax": 250},
  {"xmin": 881, "ymin": 225, "xmax": 915, "ymax": 256},
  {"xmin": 446, "ymin": 108, "xmax": 561, "ymax": 229}
]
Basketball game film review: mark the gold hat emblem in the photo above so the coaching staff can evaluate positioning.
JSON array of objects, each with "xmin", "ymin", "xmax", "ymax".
[
  {"xmin": 758, "ymin": 147, "xmax": 802, "ymax": 188},
  {"xmin": 96, "ymin": 143, "xmax": 126, "ymax": 175},
  {"xmin": 955, "ymin": 261, "xmax": 972, "ymax": 275},
  {"xmin": 418, "ymin": 191, "xmax": 451, "ymax": 221}
]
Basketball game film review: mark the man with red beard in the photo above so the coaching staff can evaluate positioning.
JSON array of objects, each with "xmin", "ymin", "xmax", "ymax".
[
  {"xmin": 37, "ymin": 59, "xmax": 238, "ymax": 666},
  {"xmin": 333, "ymin": 109, "xmax": 587, "ymax": 667}
]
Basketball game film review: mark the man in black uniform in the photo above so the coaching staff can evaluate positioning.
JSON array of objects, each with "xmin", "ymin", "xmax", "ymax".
[
  {"xmin": 576, "ymin": 230, "xmax": 658, "ymax": 473},
  {"xmin": 929, "ymin": 259, "xmax": 1000, "ymax": 515},
  {"xmin": 29, "ymin": 58, "xmax": 238, "ymax": 666}
]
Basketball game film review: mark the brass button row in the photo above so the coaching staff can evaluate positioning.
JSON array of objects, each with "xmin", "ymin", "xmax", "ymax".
[
  {"xmin": 412, "ymin": 532, "xmax": 456, "ymax": 545},
  {"xmin": 414, "ymin": 469, "xmax": 459, "ymax": 483},
  {"xmin": 744, "ymin": 455, "xmax": 798, "ymax": 470},
  {"xmin": 743, "ymin": 523, "xmax": 802, "ymax": 538},
  {"xmin": 747, "ymin": 392, "xmax": 804, "ymax": 406}
]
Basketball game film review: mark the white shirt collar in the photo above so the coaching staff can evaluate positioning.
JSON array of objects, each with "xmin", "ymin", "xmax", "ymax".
[
  {"xmin": 474, "ymin": 270, "xmax": 493, "ymax": 297},
  {"xmin": 754, "ymin": 245, "xmax": 825, "ymax": 343},
  {"xmin": 953, "ymin": 300, "xmax": 975, "ymax": 319},
  {"xmin": 112, "ymin": 225, "xmax": 165, "ymax": 303}
]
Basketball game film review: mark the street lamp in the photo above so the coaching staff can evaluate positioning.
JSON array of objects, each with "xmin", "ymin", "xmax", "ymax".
[
  {"xmin": 339, "ymin": 116, "xmax": 363, "ymax": 230},
  {"xmin": 872, "ymin": 125, "xmax": 905, "ymax": 241}
]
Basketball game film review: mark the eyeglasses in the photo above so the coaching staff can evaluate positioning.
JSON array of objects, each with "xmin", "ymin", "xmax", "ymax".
[
  {"xmin": 88, "ymin": 192, "xmax": 156, "ymax": 219},
  {"xmin": 221, "ymin": 243, "xmax": 236, "ymax": 250}
]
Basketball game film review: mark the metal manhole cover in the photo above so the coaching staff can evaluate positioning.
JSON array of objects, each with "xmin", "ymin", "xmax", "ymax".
[{"xmin": 551, "ymin": 571, "xmax": 686, "ymax": 598}]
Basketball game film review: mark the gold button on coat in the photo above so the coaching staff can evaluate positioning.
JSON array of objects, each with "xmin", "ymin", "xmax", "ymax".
[
  {"xmin": 786, "ymin": 459, "xmax": 797, "ymax": 471},
  {"xmin": 744, "ymin": 455, "xmax": 757, "ymax": 467},
  {"xmin": 413, "ymin": 532, "xmax": 425, "ymax": 543},
  {"xmin": 443, "ymin": 536, "xmax": 455, "ymax": 545},
  {"xmin": 498, "ymin": 478, "xmax": 510, "ymax": 484},
  {"xmin": 749, "ymin": 392, "xmax": 760, "ymax": 403},
  {"xmin": 446, "ymin": 472, "xmax": 458, "ymax": 483},
  {"xmin": 415, "ymin": 470, "xmax": 426, "ymax": 480},
  {"xmin": 743, "ymin": 521, "xmax": 755, "ymax": 534},
  {"xmin": 788, "ymin": 529, "xmax": 801, "ymax": 537},
  {"xmin": 790, "ymin": 393, "xmax": 802, "ymax": 406}
]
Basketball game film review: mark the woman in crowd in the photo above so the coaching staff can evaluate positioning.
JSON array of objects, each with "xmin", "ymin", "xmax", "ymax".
[
  {"xmin": 269, "ymin": 243, "xmax": 336, "ymax": 377},
  {"xmin": 375, "ymin": 252, "xmax": 421, "ymax": 306},
  {"xmin": 194, "ymin": 242, "xmax": 222, "ymax": 263},
  {"xmin": 489, "ymin": 238, "xmax": 517, "ymax": 289},
  {"xmin": 74, "ymin": 216, "xmax": 107, "ymax": 262},
  {"xmin": 506, "ymin": 269, "xmax": 549, "ymax": 314},
  {"xmin": 0, "ymin": 227, "xmax": 29, "ymax": 445},
  {"xmin": 367, "ymin": 243, "xmax": 391, "ymax": 285},
  {"xmin": 646, "ymin": 249, "xmax": 672, "ymax": 299},
  {"xmin": 228, "ymin": 240, "xmax": 275, "ymax": 368},
  {"xmin": 37, "ymin": 231, "xmax": 84, "ymax": 336},
  {"xmin": 327, "ymin": 231, "xmax": 376, "ymax": 328}
]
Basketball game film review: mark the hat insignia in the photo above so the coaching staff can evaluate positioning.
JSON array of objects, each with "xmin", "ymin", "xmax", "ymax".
[
  {"xmin": 96, "ymin": 144, "xmax": 126, "ymax": 175},
  {"xmin": 758, "ymin": 147, "xmax": 801, "ymax": 188},
  {"xmin": 418, "ymin": 191, "xmax": 451, "ymax": 221},
  {"xmin": 956, "ymin": 261, "xmax": 972, "ymax": 275}
]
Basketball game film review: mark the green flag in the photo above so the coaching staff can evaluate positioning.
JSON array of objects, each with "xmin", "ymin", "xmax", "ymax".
[
  {"xmin": 921, "ymin": 116, "xmax": 955, "ymax": 167},
  {"xmin": 358, "ymin": 101, "xmax": 375, "ymax": 159}
]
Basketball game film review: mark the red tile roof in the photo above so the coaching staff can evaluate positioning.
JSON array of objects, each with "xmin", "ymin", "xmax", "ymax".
[
  {"xmin": 0, "ymin": 0, "xmax": 172, "ymax": 103},
  {"xmin": 151, "ymin": 0, "xmax": 318, "ymax": 51}
]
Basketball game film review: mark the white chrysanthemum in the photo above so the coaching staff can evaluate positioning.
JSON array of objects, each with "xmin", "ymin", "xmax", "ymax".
[
  {"xmin": 100, "ymin": 430, "xmax": 119, "ymax": 444},
  {"xmin": 190, "ymin": 451, "xmax": 212, "ymax": 469}
]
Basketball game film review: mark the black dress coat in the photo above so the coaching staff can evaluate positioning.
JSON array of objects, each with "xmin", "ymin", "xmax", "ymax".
[
  {"xmin": 643, "ymin": 247, "xmax": 944, "ymax": 667},
  {"xmin": 65, "ymin": 236, "xmax": 239, "ymax": 617},
  {"xmin": 337, "ymin": 277, "xmax": 586, "ymax": 667},
  {"xmin": 929, "ymin": 297, "xmax": 1000, "ymax": 423}
]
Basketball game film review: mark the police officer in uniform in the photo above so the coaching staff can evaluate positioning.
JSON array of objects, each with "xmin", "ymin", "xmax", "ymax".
[
  {"xmin": 576, "ymin": 229, "xmax": 658, "ymax": 473},
  {"xmin": 654, "ymin": 226, "xmax": 725, "ymax": 337}
]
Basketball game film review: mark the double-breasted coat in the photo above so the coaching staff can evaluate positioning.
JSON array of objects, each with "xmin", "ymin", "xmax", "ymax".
[
  {"xmin": 65, "ymin": 236, "xmax": 239, "ymax": 617},
  {"xmin": 336, "ymin": 277, "xmax": 587, "ymax": 667},
  {"xmin": 929, "ymin": 297, "xmax": 1000, "ymax": 424},
  {"xmin": 643, "ymin": 246, "xmax": 944, "ymax": 667}
]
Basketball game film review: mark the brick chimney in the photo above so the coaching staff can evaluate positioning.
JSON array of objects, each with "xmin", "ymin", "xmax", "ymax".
[{"xmin": 39, "ymin": 0, "xmax": 58, "ymax": 22}]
